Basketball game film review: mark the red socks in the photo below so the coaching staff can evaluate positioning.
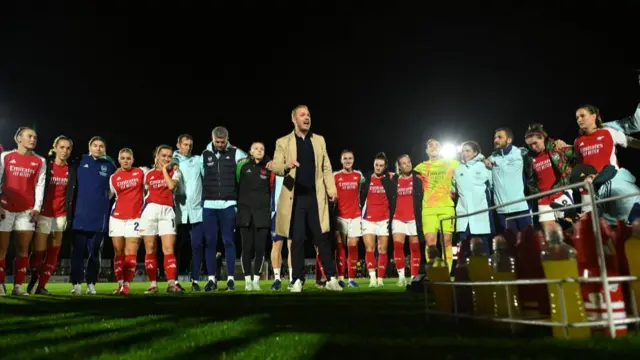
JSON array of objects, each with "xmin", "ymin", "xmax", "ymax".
[
  {"xmin": 0, "ymin": 258, "xmax": 5, "ymax": 283},
  {"xmin": 125, "ymin": 255, "xmax": 137, "ymax": 283},
  {"xmin": 145, "ymin": 254, "xmax": 157, "ymax": 282},
  {"xmin": 14, "ymin": 256, "xmax": 28, "ymax": 285},
  {"xmin": 393, "ymin": 241, "xmax": 405, "ymax": 271},
  {"xmin": 30, "ymin": 250, "xmax": 45, "ymax": 281},
  {"xmin": 365, "ymin": 251, "xmax": 376, "ymax": 271},
  {"xmin": 409, "ymin": 242, "xmax": 421, "ymax": 277},
  {"xmin": 114, "ymin": 255, "xmax": 125, "ymax": 283},
  {"xmin": 347, "ymin": 245, "xmax": 358, "ymax": 279},
  {"xmin": 164, "ymin": 254, "xmax": 177, "ymax": 281},
  {"xmin": 377, "ymin": 253, "xmax": 388, "ymax": 279},
  {"xmin": 315, "ymin": 255, "xmax": 326, "ymax": 281},
  {"xmin": 335, "ymin": 242, "xmax": 346, "ymax": 278},
  {"xmin": 38, "ymin": 245, "xmax": 61, "ymax": 289}
]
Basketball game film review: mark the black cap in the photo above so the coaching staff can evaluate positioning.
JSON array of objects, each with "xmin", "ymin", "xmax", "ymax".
[{"xmin": 569, "ymin": 164, "xmax": 597, "ymax": 184}]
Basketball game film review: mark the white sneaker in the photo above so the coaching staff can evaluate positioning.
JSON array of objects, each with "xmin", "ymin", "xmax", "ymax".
[
  {"xmin": 0, "ymin": 284, "xmax": 5, "ymax": 296},
  {"xmin": 86, "ymin": 283, "xmax": 97, "ymax": 295},
  {"xmin": 376, "ymin": 278, "xmax": 385, "ymax": 287},
  {"xmin": 290, "ymin": 279, "xmax": 303, "ymax": 293},
  {"xmin": 369, "ymin": 279, "xmax": 377, "ymax": 288},
  {"xmin": 252, "ymin": 280, "xmax": 261, "ymax": 291},
  {"xmin": 244, "ymin": 283, "xmax": 252, "ymax": 291},
  {"xmin": 71, "ymin": 284, "xmax": 82, "ymax": 295},
  {"xmin": 325, "ymin": 278, "xmax": 343, "ymax": 292},
  {"xmin": 396, "ymin": 277, "xmax": 407, "ymax": 287},
  {"xmin": 12, "ymin": 284, "xmax": 29, "ymax": 296}
]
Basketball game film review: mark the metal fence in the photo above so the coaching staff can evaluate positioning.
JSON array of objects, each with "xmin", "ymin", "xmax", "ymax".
[{"xmin": 433, "ymin": 180, "xmax": 640, "ymax": 339}]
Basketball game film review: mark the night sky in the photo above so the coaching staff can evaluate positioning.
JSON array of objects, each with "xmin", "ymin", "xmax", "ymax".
[{"xmin": 3, "ymin": 4, "xmax": 639, "ymax": 174}]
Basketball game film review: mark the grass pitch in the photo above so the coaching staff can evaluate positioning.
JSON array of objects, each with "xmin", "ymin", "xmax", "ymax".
[{"xmin": 1, "ymin": 279, "xmax": 639, "ymax": 359}]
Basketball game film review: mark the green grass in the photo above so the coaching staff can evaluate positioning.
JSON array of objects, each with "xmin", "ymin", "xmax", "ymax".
[{"xmin": 1, "ymin": 279, "xmax": 639, "ymax": 359}]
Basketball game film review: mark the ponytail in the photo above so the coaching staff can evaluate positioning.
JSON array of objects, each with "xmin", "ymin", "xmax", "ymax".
[
  {"xmin": 49, "ymin": 135, "xmax": 73, "ymax": 157},
  {"xmin": 577, "ymin": 104, "xmax": 603, "ymax": 135},
  {"xmin": 14, "ymin": 126, "xmax": 34, "ymax": 145},
  {"xmin": 153, "ymin": 144, "xmax": 172, "ymax": 168}
]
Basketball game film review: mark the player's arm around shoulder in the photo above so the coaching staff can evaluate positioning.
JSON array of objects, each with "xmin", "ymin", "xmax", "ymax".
[{"xmin": 236, "ymin": 158, "xmax": 249, "ymax": 182}]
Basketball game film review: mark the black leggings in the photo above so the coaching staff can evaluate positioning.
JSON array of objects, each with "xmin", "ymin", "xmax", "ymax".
[{"xmin": 240, "ymin": 226, "xmax": 268, "ymax": 276}]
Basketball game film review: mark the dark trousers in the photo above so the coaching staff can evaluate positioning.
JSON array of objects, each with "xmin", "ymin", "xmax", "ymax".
[
  {"xmin": 496, "ymin": 210, "xmax": 532, "ymax": 233},
  {"xmin": 177, "ymin": 222, "xmax": 205, "ymax": 281},
  {"xmin": 70, "ymin": 231, "xmax": 105, "ymax": 285},
  {"xmin": 203, "ymin": 207, "xmax": 237, "ymax": 277},
  {"xmin": 289, "ymin": 194, "xmax": 335, "ymax": 282},
  {"xmin": 457, "ymin": 225, "xmax": 491, "ymax": 264},
  {"xmin": 240, "ymin": 225, "xmax": 268, "ymax": 276}
]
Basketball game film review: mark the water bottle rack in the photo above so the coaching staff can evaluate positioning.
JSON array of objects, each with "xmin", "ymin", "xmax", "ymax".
[{"xmin": 430, "ymin": 181, "xmax": 640, "ymax": 339}]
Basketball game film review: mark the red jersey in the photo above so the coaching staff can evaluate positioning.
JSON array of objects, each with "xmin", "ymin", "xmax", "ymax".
[
  {"xmin": 531, "ymin": 151, "xmax": 565, "ymax": 205},
  {"xmin": 0, "ymin": 150, "xmax": 46, "ymax": 212},
  {"xmin": 110, "ymin": 167, "xmax": 146, "ymax": 219},
  {"xmin": 364, "ymin": 175, "xmax": 389, "ymax": 222},
  {"xmin": 575, "ymin": 128, "xmax": 627, "ymax": 172},
  {"xmin": 144, "ymin": 168, "xmax": 181, "ymax": 207},
  {"xmin": 41, "ymin": 162, "xmax": 69, "ymax": 217},
  {"xmin": 334, "ymin": 169, "xmax": 363, "ymax": 219},
  {"xmin": 394, "ymin": 176, "xmax": 414, "ymax": 221}
]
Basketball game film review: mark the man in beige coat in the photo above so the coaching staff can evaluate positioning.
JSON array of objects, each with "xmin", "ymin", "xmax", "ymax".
[{"xmin": 272, "ymin": 105, "xmax": 341, "ymax": 292}]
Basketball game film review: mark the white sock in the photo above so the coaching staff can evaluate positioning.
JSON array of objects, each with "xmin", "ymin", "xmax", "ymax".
[
  {"xmin": 192, "ymin": 280, "xmax": 198, "ymax": 284},
  {"xmin": 369, "ymin": 270, "xmax": 376, "ymax": 281},
  {"xmin": 150, "ymin": 281, "xmax": 157, "ymax": 287},
  {"xmin": 117, "ymin": 280, "xmax": 123, "ymax": 286},
  {"xmin": 244, "ymin": 275, "xmax": 251, "ymax": 283},
  {"xmin": 289, "ymin": 273, "xmax": 293, "ymax": 282},
  {"xmin": 124, "ymin": 281, "xmax": 129, "ymax": 286},
  {"xmin": 398, "ymin": 269, "xmax": 405, "ymax": 278},
  {"xmin": 227, "ymin": 276, "xmax": 234, "ymax": 281},
  {"xmin": 253, "ymin": 276, "xmax": 260, "ymax": 283},
  {"xmin": 168, "ymin": 280, "xmax": 176, "ymax": 286},
  {"xmin": 338, "ymin": 275, "xmax": 344, "ymax": 281},
  {"xmin": 274, "ymin": 268, "xmax": 281, "ymax": 280},
  {"xmin": 349, "ymin": 278, "xmax": 354, "ymax": 282},
  {"xmin": 208, "ymin": 276, "xmax": 215, "ymax": 282}
]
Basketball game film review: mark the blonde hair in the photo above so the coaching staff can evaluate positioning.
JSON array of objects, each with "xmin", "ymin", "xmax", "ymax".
[
  {"xmin": 291, "ymin": 105, "xmax": 309, "ymax": 120},
  {"xmin": 48, "ymin": 135, "xmax": 73, "ymax": 157},
  {"xmin": 89, "ymin": 136, "xmax": 106, "ymax": 148},
  {"xmin": 14, "ymin": 126, "xmax": 35, "ymax": 145},
  {"xmin": 119, "ymin": 148, "xmax": 134, "ymax": 157},
  {"xmin": 153, "ymin": 144, "xmax": 172, "ymax": 168}
]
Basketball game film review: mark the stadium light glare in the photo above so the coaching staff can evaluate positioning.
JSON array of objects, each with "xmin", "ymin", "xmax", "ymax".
[{"xmin": 440, "ymin": 142, "xmax": 459, "ymax": 159}]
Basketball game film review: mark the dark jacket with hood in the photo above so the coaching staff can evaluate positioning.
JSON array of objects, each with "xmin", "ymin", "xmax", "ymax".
[{"xmin": 236, "ymin": 155, "xmax": 275, "ymax": 228}]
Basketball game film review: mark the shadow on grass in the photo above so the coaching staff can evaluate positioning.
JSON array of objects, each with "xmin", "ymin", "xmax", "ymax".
[{"xmin": 1, "ymin": 292, "xmax": 639, "ymax": 359}]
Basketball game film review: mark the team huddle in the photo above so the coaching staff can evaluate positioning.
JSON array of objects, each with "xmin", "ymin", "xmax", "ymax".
[{"xmin": 0, "ymin": 98, "xmax": 639, "ymax": 295}]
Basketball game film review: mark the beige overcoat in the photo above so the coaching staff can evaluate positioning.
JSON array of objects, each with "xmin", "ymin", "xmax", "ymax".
[{"xmin": 272, "ymin": 131, "xmax": 337, "ymax": 238}]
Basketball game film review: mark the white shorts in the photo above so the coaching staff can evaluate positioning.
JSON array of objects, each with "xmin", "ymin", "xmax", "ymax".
[
  {"xmin": 392, "ymin": 219, "xmax": 418, "ymax": 236},
  {"xmin": 138, "ymin": 203, "xmax": 176, "ymax": 236},
  {"xmin": 0, "ymin": 210, "xmax": 35, "ymax": 232},
  {"xmin": 36, "ymin": 215, "xmax": 67, "ymax": 234},
  {"xmin": 362, "ymin": 219, "xmax": 389, "ymax": 237},
  {"xmin": 336, "ymin": 217, "xmax": 362, "ymax": 238},
  {"xmin": 538, "ymin": 191, "xmax": 574, "ymax": 223},
  {"xmin": 109, "ymin": 217, "xmax": 141, "ymax": 238}
]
